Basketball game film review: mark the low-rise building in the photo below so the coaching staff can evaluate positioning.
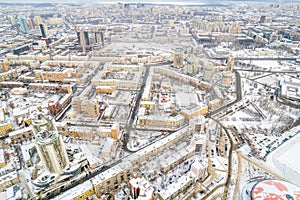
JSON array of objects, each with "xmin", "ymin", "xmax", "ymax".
[
  {"xmin": 137, "ymin": 114, "xmax": 185, "ymax": 130},
  {"xmin": 280, "ymin": 80, "xmax": 300, "ymax": 101},
  {"xmin": 97, "ymin": 123, "xmax": 120, "ymax": 140},
  {"xmin": 52, "ymin": 180, "xmax": 95, "ymax": 200},
  {"xmin": 180, "ymin": 105, "xmax": 208, "ymax": 120},
  {"xmin": 208, "ymin": 99, "xmax": 223, "ymax": 111},
  {"xmin": 129, "ymin": 177, "xmax": 154, "ymax": 200},
  {"xmin": 8, "ymin": 127, "xmax": 33, "ymax": 143},
  {"xmin": 0, "ymin": 123, "xmax": 13, "ymax": 137},
  {"xmin": 69, "ymin": 126, "xmax": 93, "ymax": 139},
  {"xmin": 96, "ymin": 86, "xmax": 116, "ymax": 94},
  {"xmin": 0, "ymin": 171, "xmax": 19, "ymax": 192},
  {"xmin": 158, "ymin": 172, "xmax": 195, "ymax": 200}
]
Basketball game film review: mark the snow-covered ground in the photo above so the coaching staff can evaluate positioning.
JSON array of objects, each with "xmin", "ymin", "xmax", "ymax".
[
  {"xmin": 266, "ymin": 126, "xmax": 300, "ymax": 187},
  {"xmin": 237, "ymin": 157, "xmax": 275, "ymax": 200},
  {"xmin": 255, "ymin": 74, "xmax": 279, "ymax": 87}
]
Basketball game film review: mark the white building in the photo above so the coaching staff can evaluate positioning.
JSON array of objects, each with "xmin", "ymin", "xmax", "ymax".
[
  {"xmin": 190, "ymin": 133, "xmax": 207, "ymax": 157},
  {"xmin": 129, "ymin": 177, "xmax": 154, "ymax": 200}
]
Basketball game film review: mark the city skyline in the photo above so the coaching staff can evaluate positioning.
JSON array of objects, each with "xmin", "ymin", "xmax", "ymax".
[
  {"xmin": 0, "ymin": 1, "xmax": 299, "ymax": 200},
  {"xmin": 0, "ymin": 0, "xmax": 289, "ymax": 4}
]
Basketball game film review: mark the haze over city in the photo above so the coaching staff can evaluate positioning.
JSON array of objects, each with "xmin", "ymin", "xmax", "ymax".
[
  {"xmin": 0, "ymin": 0, "xmax": 299, "ymax": 200},
  {"xmin": 0, "ymin": 0, "xmax": 286, "ymax": 4}
]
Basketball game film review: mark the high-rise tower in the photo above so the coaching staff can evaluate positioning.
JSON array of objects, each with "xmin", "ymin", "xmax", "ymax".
[
  {"xmin": 227, "ymin": 56, "xmax": 234, "ymax": 71},
  {"xmin": 36, "ymin": 23, "xmax": 48, "ymax": 39},
  {"xmin": 173, "ymin": 50, "xmax": 184, "ymax": 68},
  {"xmin": 32, "ymin": 115, "xmax": 57, "ymax": 135},
  {"xmin": 203, "ymin": 63, "xmax": 214, "ymax": 81},
  {"xmin": 190, "ymin": 132, "xmax": 207, "ymax": 157},
  {"xmin": 35, "ymin": 130, "xmax": 69, "ymax": 174},
  {"xmin": 34, "ymin": 15, "xmax": 43, "ymax": 24},
  {"xmin": 221, "ymin": 71, "xmax": 233, "ymax": 88},
  {"xmin": 20, "ymin": 18, "xmax": 28, "ymax": 34},
  {"xmin": 77, "ymin": 31, "xmax": 90, "ymax": 52},
  {"xmin": 39, "ymin": 24, "xmax": 48, "ymax": 38}
]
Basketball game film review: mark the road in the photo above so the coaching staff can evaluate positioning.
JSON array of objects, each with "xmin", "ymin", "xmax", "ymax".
[
  {"xmin": 19, "ymin": 169, "xmax": 34, "ymax": 198},
  {"xmin": 200, "ymin": 183, "xmax": 226, "ymax": 200},
  {"xmin": 203, "ymin": 69, "xmax": 242, "ymax": 200},
  {"xmin": 204, "ymin": 64, "xmax": 299, "ymax": 200},
  {"xmin": 121, "ymin": 63, "xmax": 151, "ymax": 153},
  {"xmin": 122, "ymin": 62, "xmax": 172, "ymax": 152},
  {"xmin": 206, "ymin": 69, "xmax": 242, "ymax": 118},
  {"xmin": 127, "ymin": 64, "xmax": 151, "ymax": 129},
  {"xmin": 238, "ymin": 152, "xmax": 288, "ymax": 181},
  {"xmin": 233, "ymin": 152, "xmax": 242, "ymax": 200},
  {"xmin": 210, "ymin": 118, "xmax": 234, "ymax": 200}
]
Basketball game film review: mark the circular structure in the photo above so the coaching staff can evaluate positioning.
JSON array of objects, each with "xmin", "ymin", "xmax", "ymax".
[
  {"xmin": 32, "ymin": 117, "xmax": 48, "ymax": 130},
  {"xmin": 36, "ymin": 130, "xmax": 59, "ymax": 145},
  {"xmin": 252, "ymin": 180, "xmax": 300, "ymax": 200},
  {"xmin": 32, "ymin": 173, "xmax": 56, "ymax": 188},
  {"xmin": 242, "ymin": 179, "xmax": 300, "ymax": 200},
  {"xmin": 32, "ymin": 115, "xmax": 57, "ymax": 134}
]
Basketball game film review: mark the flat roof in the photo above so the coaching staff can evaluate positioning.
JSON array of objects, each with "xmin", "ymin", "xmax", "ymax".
[
  {"xmin": 251, "ymin": 180, "xmax": 300, "ymax": 200},
  {"xmin": 52, "ymin": 180, "xmax": 93, "ymax": 200},
  {"xmin": 9, "ymin": 127, "xmax": 32, "ymax": 137},
  {"xmin": 159, "ymin": 172, "xmax": 194, "ymax": 199},
  {"xmin": 175, "ymin": 92, "xmax": 199, "ymax": 107}
]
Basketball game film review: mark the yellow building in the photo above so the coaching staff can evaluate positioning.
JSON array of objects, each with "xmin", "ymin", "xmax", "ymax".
[
  {"xmin": 208, "ymin": 99, "xmax": 223, "ymax": 111},
  {"xmin": 82, "ymin": 100, "xmax": 100, "ymax": 118},
  {"xmin": 92, "ymin": 162, "xmax": 134, "ymax": 197},
  {"xmin": 138, "ymin": 115, "xmax": 185, "ymax": 130},
  {"xmin": 55, "ymin": 122, "xmax": 68, "ymax": 135},
  {"xmin": 0, "ymin": 171, "xmax": 19, "ymax": 192},
  {"xmin": 1, "ymin": 62, "xmax": 9, "ymax": 72},
  {"xmin": 72, "ymin": 97, "xmax": 100, "ymax": 118},
  {"xmin": 0, "ymin": 123, "xmax": 13, "ymax": 137},
  {"xmin": 43, "ymin": 71, "xmax": 68, "ymax": 82},
  {"xmin": 34, "ymin": 67, "xmax": 83, "ymax": 82},
  {"xmin": 140, "ymin": 101, "xmax": 155, "ymax": 110},
  {"xmin": 35, "ymin": 15, "xmax": 43, "ymax": 24},
  {"xmin": 161, "ymin": 82, "xmax": 171, "ymax": 89},
  {"xmin": 111, "ymin": 123, "xmax": 119, "ymax": 140},
  {"xmin": 69, "ymin": 126, "xmax": 93, "ymax": 139},
  {"xmin": 96, "ymin": 86, "xmax": 116, "ymax": 94},
  {"xmin": 180, "ymin": 106, "xmax": 208, "ymax": 120},
  {"xmin": 74, "ymin": 185, "xmax": 95, "ymax": 200},
  {"xmin": 97, "ymin": 123, "xmax": 120, "ymax": 140},
  {"xmin": 222, "ymin": 71, "xmax": 233, "ymax": 87}
]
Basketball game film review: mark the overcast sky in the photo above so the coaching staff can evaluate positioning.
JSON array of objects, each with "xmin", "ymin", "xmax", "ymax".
[{"xmin": 0, "ymin": 0, "xmax": 286, "ymax": 4}]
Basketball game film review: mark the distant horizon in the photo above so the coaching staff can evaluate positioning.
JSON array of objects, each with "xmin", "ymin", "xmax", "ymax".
[{"xmin": 0, "ymin": 0, "xmax": 297, "ymax": 4}]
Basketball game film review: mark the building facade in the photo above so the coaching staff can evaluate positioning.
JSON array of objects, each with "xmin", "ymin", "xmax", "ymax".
[{"xmin": 35, "ymin": 130, "xmax": 69, "ymax": 174}]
